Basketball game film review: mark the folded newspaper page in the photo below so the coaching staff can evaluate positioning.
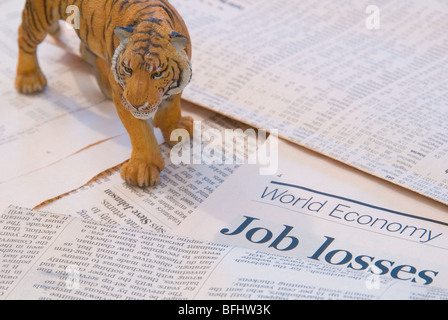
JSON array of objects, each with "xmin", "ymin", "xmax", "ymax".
[{"xmin": 170, "ymin": 0, "xmax": 448, "ymax": 205}]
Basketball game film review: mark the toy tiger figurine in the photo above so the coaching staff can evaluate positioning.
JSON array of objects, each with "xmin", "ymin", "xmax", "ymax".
[{"xmin": 15, "ymin": 0, "xmax": 193, "ymax": 187}]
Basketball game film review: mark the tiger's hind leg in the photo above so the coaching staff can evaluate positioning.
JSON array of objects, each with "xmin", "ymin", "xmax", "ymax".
[
  {"xmin": 15, "ymin": 1, "xmax": 58, "ymax": 94},
  {"xmin": 80, "ymin": 43, "xmax": 112, "ymax": 99},
  {"xmin": 154, "ymin": 93, "xmax": 194, "ymax": 147}
]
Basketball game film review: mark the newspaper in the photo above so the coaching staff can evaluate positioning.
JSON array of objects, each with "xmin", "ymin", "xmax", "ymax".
[
  {"xmin": 170, "ymin": 0, "xmax": 448, "ymax": 205},
  {"xmin": 27, "ymin": 137, "xmax": 448, "ymax": 299},
  {"xmin": 1, "ymin": 205, "xmax": 447, "ymax": 300},
  {"xmin": 1, "ymin": 0, "xmax": 447, "ymax": 301}
]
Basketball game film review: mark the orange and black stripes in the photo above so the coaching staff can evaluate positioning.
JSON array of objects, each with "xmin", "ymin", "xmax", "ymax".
[
  {"xmin": 18, "ymin": 1, "xmax": 188, "ymax": 58},
  {"xmin": 18, "ymin": 0, "xmax": 56, "ymax": 54},
  {"xmin": 17, "ymin": 0, "xmax": 191, "ymax": 98}
]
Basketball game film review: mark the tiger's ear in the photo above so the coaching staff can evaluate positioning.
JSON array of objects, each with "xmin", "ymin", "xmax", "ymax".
[
  {"xmin": 114, "ymin": 26, "xmax": 134, "ymax": 43},
  {"xmin": 169, "ymin": 32, "xmax": 189, "ymax": 51}
]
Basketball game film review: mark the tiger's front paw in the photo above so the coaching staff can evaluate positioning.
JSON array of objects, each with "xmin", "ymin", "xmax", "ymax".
[
  {"xmin": 164, "ymin": 116, "xmax": 194, "ymax": 147},
  {"xmin": 120, "ymin": 158, "xmax": 163, "ymax": 188},
  {"xmin": 15, "ymin": 68, "xmax": 47, "ymax": 94}
]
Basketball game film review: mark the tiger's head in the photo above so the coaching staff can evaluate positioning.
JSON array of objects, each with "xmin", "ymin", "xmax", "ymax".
[{"xmin": 111, "ymin": 22, "xmax": 192, "ymax": 120}]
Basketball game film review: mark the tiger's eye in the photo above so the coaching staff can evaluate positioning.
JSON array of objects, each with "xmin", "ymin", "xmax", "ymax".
[
  {"xmin": 152, "ymin": 71, "xmax": 163, "ymax": 79},
  {"xmin": 123, "ymin": 66, "xmax": 132, "ymax": 74}
]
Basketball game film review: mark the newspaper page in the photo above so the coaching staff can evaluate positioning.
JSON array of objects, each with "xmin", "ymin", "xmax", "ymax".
[
  {"xmin": 0, "ymin": 0, "xmax": 126, "ymax": 183},
  {"xmin": 175, "ymin": 139, "xmax": 448, "ymax": 294},
  {"xmin": 170, "ymin": 0, "xmax": 448, "ymax": 205},
  {"xmin": 1, "ymin": 206, "xmax": 447, "ymax": 300}
]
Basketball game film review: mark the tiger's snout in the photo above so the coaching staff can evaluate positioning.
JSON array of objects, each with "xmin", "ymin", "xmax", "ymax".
[
  {"xmin": 129, "ymin": 101, "xmax": 149, "ymax": 111},
  {"xmin": 121, "ymin": 95, "xmax": 160, "ymax": 120}
]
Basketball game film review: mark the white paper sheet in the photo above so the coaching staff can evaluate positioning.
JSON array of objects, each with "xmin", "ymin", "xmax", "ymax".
[{"xmin": 0, "ymin": 133, "xmax": 131, "ymax": 213}]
